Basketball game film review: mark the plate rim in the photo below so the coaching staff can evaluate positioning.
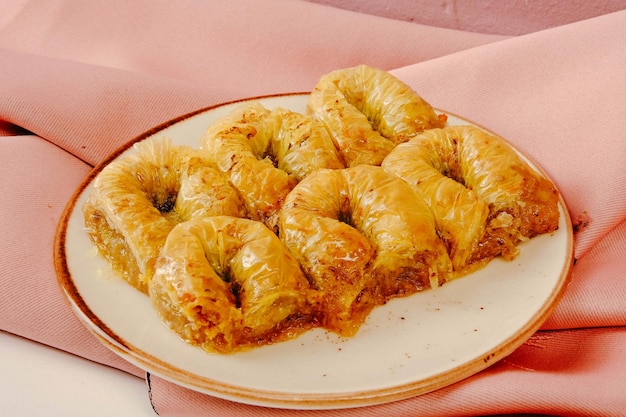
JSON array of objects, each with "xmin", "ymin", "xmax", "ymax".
[{"xmin": 53, "ymin": 92, "xmax": 574, "ymax": 409}]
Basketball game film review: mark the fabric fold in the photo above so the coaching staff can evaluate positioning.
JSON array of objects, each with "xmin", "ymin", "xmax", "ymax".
[
  {"xmin": 0, "ymin": 49, "xmax": 237, "ymax": 166},
  {"xmin": 0, "ymin": 134, "xmax": 142, "ymax": 377},
  {"xmin": 390, "ymin": 9, "xmax": 626, "ymax": 259},
  {"xmin": 0, "ymin": 0, "xmax": 507, "ymax": 82},
  {"xmin": 147, "ymin": 327, "xmax": 626, "ymax": 416},
  {"xmin": 542, "ymin": 218, "xmax": 626, "ymax": 330}
]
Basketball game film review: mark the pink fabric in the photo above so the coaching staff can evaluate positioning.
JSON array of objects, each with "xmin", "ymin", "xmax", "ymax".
[
  {"xmin": 304, "ymin": 0, "xmax": 626, "ymax": 35},
  {"xmin": 0, "ymin": 134, "xmax": 142, "ymax": 377},
  {"xmin": 1, "ymin": 0, "xmax": 625, "ymax": 415},
  {"xmin": 149, "ymin": 328, "xmax": 626, "ymax": 416}
]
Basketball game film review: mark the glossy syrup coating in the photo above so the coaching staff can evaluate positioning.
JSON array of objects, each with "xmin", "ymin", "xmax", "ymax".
[
  {"xmin": 150, "ymin": 216, "xmax": 319, "ymax": 354},
  {"xmin": 83, "ymin": 137, "xmax": 245, "ymax": 293},
  {"xmin": 279, "ymin": 165, "xmax": 452, "ymax": 336},
  {"xmin": 82, "ymin": 66, "xmax": 561, "ymax": 354},
  {"xmin": 307, "ymin": 64, "xmax": 445, "ymax": 167},
  {"xmin": 382, "ymin": 125, "xmax": 560, "ymax": 274},
  {"xmin": 201, "ymin": 101, "xmax": 344, "ymax": 233}
]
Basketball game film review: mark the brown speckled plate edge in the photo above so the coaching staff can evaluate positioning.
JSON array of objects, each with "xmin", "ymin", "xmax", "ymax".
[{"xmin": 54, "ymin": 93, "xmax": 574, "ymax": 410}]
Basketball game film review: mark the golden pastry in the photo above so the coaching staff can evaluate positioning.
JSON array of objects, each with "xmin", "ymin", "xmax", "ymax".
[
  {"xmin": 382, "ymin": 125, "xmax": 560, "ymax": 273},
  {"xmin": 279, "ymin": 165, "xmax": 452, "ymax": 336},
  {"xmin": 83, "ymin": 137, "xmax": 245, "ymax": 293},
  {"xmin": 149, "ymin": 216, "xmax": 319, "ymax": 354},
  {"xmin": 201, "ymin": 102, "xmax": 345, "ymax": 233},
  {"xmin": 81, "ymin": 65, "xmax": 563, "ymax": 355},
  {"xmin": 306, "ymin": 64, "xmax": 445, "ymax": 167}
]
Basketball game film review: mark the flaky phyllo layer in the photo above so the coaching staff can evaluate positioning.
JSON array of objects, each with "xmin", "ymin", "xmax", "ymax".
[{"xmin": 83, "ymin": 65, "xmax": 559, "ymax": 353}]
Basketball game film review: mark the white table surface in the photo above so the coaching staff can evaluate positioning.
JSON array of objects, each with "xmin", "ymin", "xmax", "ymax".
[{"xmin": 0, "ymin": 331, "xmax": 155, "ymax": 417}]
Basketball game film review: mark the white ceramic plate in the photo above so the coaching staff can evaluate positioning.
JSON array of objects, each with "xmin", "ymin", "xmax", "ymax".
[{"xmin": 55, "ymin": 93, "xmax": 573, "ymax": 409}]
